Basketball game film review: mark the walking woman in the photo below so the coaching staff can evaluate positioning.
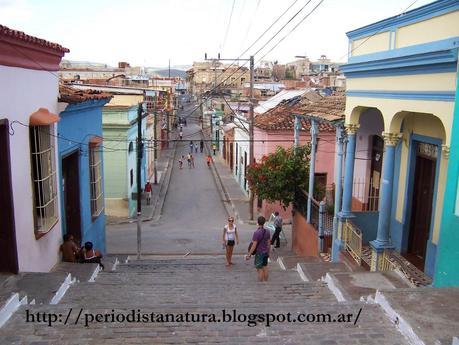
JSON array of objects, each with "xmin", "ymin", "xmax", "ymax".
[{"xmin": 222, "ymin": 217, "xmax": 239, "ymax": 266}]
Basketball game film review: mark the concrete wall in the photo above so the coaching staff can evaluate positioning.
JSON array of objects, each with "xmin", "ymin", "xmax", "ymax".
[
  {"xmin": 434, "ymin": 72, "xmax": 459, "ymax": 287},
  {"xmin": 0, "ymin": 65, "xmax": 62, "ymax": 272},
  {"xmin": 292, "ymin": 211, "xmax": 319, "ymax": 257},
  {"xmin": 58, "ymin": 99, "xmax": 109, "ymax": 254}
]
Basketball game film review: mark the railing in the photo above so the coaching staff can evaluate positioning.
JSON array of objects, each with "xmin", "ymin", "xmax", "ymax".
[
  {"xmin": 380, "ymin": 249, "xmax": 398, "ymax": 271},
  {"xmin": 342, "ymin": 220, "xmax": 363, "ymax": 266},
  {"xmin": 352, "ymin": 178, "xmax": 380, "ymax": 212},
  {"xmin": 298, "ymin": 189, "xmax": 334, "ymax": 254}
]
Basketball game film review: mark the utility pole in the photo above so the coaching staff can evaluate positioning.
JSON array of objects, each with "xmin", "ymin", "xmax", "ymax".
[
  {"xmin": 136, "ymin": 103, "xmax": 143, "ymax": 260},
  {"xmin": 248, "ymin": 55, "xmax": 254, "ymax": 221},
  {"xmin": 153, "ymin": 94, "xmax": 158, "ymax": 185},
  {"xmin": 204, "ymin": 53, "xmax": 255, "ymax": 220}
]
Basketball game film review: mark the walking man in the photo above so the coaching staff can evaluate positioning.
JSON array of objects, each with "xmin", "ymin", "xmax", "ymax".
[
  {"xmin": 189, "ymin": 141, "xmax": 194, "ymax": 154},
  {"xmin": 187, "ymin": 153, "xmax": 192, "ymax": 168},
  {"xmin": 271, "ymin": 211, "xmax": 283, "ymax": 248},
  {"xmin": 200, "ymin": 139, "xmax": 204, "ymax": 153},
  {"xmin": 212, "ymin": 143, "xmax": 216, "ymax": 156},
  {"xmin": 194, "ymin": 143, "xmax": 198, "ymax": 153},
  {"xmin": 246, "ymin": 216, "xmax": 271, "ymax": 282}
]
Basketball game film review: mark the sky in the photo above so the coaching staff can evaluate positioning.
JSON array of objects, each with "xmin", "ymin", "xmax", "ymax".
[{"xmin": 0, "ymin": 0, "xmax": 433, "ymax": 68}]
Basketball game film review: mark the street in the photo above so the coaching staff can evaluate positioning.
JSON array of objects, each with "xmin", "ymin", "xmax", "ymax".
[{"xmin": 107, "ymin": 101, "xmax": 253, "ymax": 255}]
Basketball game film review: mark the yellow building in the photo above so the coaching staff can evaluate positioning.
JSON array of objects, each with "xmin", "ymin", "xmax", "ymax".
[{"xmin": 337, "ymin": 0, "xmax": 458, "ymax": 281}]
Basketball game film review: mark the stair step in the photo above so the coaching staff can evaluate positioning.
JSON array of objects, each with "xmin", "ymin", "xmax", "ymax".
[{"xmin": 0, "ymin": 303, "xmax": 409, "ymax": 345}]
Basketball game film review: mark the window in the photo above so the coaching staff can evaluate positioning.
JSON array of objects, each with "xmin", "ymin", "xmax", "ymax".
[
  {"xmin": 89, "ymin": 144, "xmax": 103, "ymax": 218},
  {"xmin": 128, "ymin": 142, "xmax": 134, "ymax": 153},
  {"xmin": 130, "ymin": 169, "xmax": 133, "ymax": 187},
  {"xmin": 30, "ymin": 125, "xmax": 58, "ymax": 234}
]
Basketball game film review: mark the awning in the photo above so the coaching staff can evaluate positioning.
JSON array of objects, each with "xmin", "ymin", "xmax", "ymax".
[{"xmin": 29, "ymin": 108, "xmax": 60, "ymax": 126}]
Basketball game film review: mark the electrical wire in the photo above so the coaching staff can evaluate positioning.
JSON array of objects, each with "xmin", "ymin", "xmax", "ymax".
[{"xmin": 222, "ymin": 0, "xmax": 237, "ymax": 52}]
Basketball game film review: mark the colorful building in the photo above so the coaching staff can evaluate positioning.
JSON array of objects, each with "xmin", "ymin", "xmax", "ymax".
[
  {"xmin": 337, "ymin": 0, "xmax": 458, "ymax": 281},
  {"xmin": 434, "ymin": 72, "xmax": 459, "ymax": 286},
  {"xmin": 102, "ymin": 94, "xmax": 147, "ymax": 218},
  {"xmin": 0, "ymin": 25, "xmax": 68, "ymax": 272},
  {"xmin": 57, "ymin": 85, "xmax": 112, "ymax": 254}
]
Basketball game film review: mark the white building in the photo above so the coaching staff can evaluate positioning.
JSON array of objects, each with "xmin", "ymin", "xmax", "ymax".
[{"xmin": 0, "ymin": 25, "xmax": 68, "ymax": 272}]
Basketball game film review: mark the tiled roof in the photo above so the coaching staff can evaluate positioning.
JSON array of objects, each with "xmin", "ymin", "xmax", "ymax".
[
  {"xmin": 0, "ymin": 25, "xmax": 69, "ymax": 53},
  {"xmin": 59, "ymin": 84, "xmax": 112, "ymax": 104},
  {"xmin": 254, "ymin": 92, "xmax": 345, "ymax": 132}
]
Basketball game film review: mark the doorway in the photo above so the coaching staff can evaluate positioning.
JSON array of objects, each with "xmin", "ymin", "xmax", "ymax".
[
  {"xmin": 407, "ymin": 143, "xmax": 437, "ymax": 270},
  {"xmin": 368, "ymin": 135, "xmax": 383, "ymax": 211},
  {"xmin": 62, "ymin": 151, "xmax": 82, "ymax": 243},
  {"xmin": 0, "ymin": 119, "xmax": 18, "ymax": 273}
]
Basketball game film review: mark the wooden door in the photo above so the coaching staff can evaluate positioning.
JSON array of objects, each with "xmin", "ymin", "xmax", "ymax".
[
  {"xmin": 0, "ymin": 119, "xmax": 18, "ymax": 273},
  {"xmin": 62, "ymin": 152, "xmax": 82, "ymax": 243},
  {"xmin": 408, "ymin": 153, "xmax": 436, "ymax": 268}
]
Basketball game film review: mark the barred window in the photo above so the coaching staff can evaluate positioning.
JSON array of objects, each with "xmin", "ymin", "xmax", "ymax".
[
  {"xmin": 30, "ymin": 125, "xmax": 58, "ymax": 234},
  {"xmin": 89, "ymin": 144, "xmax": 104, "ymax": 218}
]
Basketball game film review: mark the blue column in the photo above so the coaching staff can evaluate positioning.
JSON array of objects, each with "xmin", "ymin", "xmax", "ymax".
[
  {"xmin": 370, "ymin": 132, "xmax": 399, "ymax": 250},
  {"xmin": 307, "ymin": 120, "xmax": 318, "ymax": 223},
  {"xmin": 340, "ymin": 124, "xmax": 359, "ymax": 217},
  {"xmin": 332, "ymin": 125, "xmax": 345, "ymax": 262}
]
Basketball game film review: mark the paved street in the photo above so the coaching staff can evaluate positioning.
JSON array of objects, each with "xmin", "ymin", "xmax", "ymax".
[{"xmin": 107, "ymin": 101, "xmax": 253, "ymax": 255}]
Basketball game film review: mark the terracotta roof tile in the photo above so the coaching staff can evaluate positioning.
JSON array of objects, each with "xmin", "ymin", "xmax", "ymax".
[
  {"xmin": 0, "ymin": 24, "xmax": 69, "ymax": 53},
  {"xmin": 254, "ymin": 92, "xmax": 345, "ymax": 132},
  {"xmin": 59, "ymin": 84, "xmax": 112, "ymax": 104}
]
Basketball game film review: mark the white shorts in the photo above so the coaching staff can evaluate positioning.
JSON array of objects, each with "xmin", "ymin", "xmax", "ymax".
[{"xmin": 146, "ymin": 191, "xmax": 151, "ymax": 199}]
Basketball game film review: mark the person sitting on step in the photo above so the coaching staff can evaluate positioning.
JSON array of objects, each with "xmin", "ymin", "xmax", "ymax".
[{"xmin": 80, "ymin": 241, "xmax": 104, "ymax": 270}]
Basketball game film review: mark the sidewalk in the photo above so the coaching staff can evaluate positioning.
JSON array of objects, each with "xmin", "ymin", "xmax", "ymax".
[
  {"xmin": 105, "ymin": 141, "xmax": 176, "ymax": 225},
  {"xmin": 201, "ymin": 131, "xmax": 252, "ymax": 224}
]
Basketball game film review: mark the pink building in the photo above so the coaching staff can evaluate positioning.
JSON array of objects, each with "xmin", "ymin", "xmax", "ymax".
[{"xmin": 253, "ymin": 94, "xmax": 345, "ymax": 222}]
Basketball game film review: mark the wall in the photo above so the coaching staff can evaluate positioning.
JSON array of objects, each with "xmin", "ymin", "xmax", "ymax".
[
  {"xmin": 58, "ymin": 99, "xmax": 109, "ymax": 254},
  {"xmin": 0, "ymin": 65, "xmax": 62, "ymax": 272},
  {"xmin": 434, "ymin": 72, "xmax": 459, "ymax": 287},
  {"xmin": 234, "ymin": 127, "xmax": 249, "ymax": 194},
  {"xmin": 292, "ymin": 211, "xmax": 319, "ymax": 257}
]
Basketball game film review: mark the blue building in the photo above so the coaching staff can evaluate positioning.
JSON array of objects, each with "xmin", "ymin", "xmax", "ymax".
[{"xmin": 57, "ymin": 85, "xmax": 112, "ymax": 254}]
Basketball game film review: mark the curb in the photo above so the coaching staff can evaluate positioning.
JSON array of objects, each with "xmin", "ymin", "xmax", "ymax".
[
  {"xmin": 200, "ymin": 130, "xmax": 235, "ymax": 219},
  {"xmin": 150, "ymin": 141, "xmax": 177, "ymax": 223}
]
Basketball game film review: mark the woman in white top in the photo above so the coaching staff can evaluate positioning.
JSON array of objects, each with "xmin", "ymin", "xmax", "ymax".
[{"xmin": 222, "ymin": 217, "xmax": 239, "ymax": 266}]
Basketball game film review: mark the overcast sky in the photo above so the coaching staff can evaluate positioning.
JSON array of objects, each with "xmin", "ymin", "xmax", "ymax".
[{"xmin": 0, "ymin": 0, "xmax": 432, "ymax": 68}]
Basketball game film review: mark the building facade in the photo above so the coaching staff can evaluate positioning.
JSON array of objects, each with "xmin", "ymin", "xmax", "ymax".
[
  {"xmin": 0, "ymin": 25, "xmax": 68, "ymax": 272},
  {"xmin": 57, "ymin": 86, "xmax": 111, "ymax": 254},
  {"xmin": 102, "ymin": 94, "xmax": 147, "ymax": 218},
  {"xmin": 338, "ymin": 0, "xmax": 458, "ymax": 281}
]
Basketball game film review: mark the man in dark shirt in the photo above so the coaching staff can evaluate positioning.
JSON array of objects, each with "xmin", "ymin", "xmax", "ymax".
[{"xmin": 246, "ymin": 216, "xmax": 271, "ymax": 282}]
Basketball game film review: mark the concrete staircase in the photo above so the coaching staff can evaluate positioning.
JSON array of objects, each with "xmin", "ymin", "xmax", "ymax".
[{"xmin": 0, "ymin": 256, "xmax": 409, "ymax": 344}]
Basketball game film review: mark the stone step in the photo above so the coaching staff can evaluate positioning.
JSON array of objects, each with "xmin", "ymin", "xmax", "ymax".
[
  {"xmin": 51, "ymin": 263, "xmax": 99, "ymax": 283},
  {"xmin": 0, "ymin": 303, "xmax": 409, "ymax": 345},
  {"xmin": 278, "ymin": 255, "xmax": 323, "ymax": 269},
  {"xmin": 114, "ymin": 263, "xmax": 286, "ymax": 274},
  {"xmin": 324, "ymin": 271, "xmax": 412, "ymax": 302},
  {"xmin": 375, "ymin": 287, "xmax": 459, "ymax": 345},
  {"xmin": 94, "ymin": 270, "xmax": 302, "ymax": 285},
  {"xmin": 60, "ymin": 282, "xmax": 335, "ymax": 306},
  {"xmin": 0, "ymin": 272, "xmax": 70, "ymax": 305},
  {"xmin": 298, "ymin": 262, "xmax": 349, "ymax": 282}
]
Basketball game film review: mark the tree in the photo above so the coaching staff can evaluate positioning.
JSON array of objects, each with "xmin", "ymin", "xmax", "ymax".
[{"xmin": 246, "ymin": 145, "xmax": 311, "ymax": 209}]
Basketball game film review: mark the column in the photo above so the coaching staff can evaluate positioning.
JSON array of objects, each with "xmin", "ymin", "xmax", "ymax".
[
  {"xmin": 370, "ymin": 132, "xmax": 400, "ymax": 270},
  {"xmin": 340, "ymin": 124, "xmax": 359, "ymax": 217},
  {"xmin": 332, "ymin": 125, "xmax": 345, "ymax": 262},
  {"xmin": 307, "ymin": 119, "xmax": 318, "ymax": 223}
]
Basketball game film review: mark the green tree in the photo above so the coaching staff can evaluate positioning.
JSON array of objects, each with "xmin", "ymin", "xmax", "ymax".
[{"xmin": 246, "ymin": 145, "xmax": 311, "ymax": 209}]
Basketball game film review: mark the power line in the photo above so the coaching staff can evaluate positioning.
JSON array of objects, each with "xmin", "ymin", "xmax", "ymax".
[
  {"xmin": 222, "ymin": 0, "xmax": 237, "ymax": 52},
  {"xmin": 257, "ymin": 0, "xmax": 325, "ymax": 61}
]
